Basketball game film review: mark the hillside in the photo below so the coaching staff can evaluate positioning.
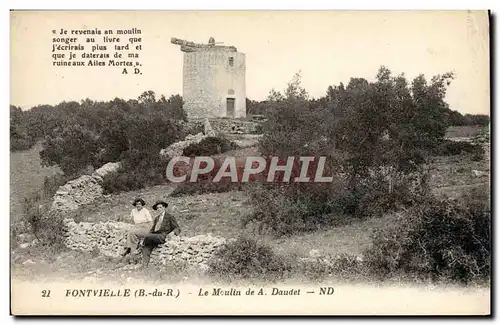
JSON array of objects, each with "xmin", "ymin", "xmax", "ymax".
[
  {"xmin": 10, "ymin": 142, "xmax": 62, "ymax": 218},
  {"xmin": 10, "ymin": 126, "xmax": 490, "ymax": 285}
]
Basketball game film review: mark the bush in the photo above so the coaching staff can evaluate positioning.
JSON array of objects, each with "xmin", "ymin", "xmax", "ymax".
[
  {"xmin": 243, "ymin": 169, "xmax": 428, "ymax": 237},
  {"xmin": 102, "ymin": 171, "xmax": 149, "ymax": 194},
  {"xmin": 102, "ymin": 159, "xmax": 168, "ymax": 194},
  {"xmin": 354, "ymin": 171, "xmax": 430, "ymax": 219},
  {"xmin": 10, "ymin": 136, "xmax": 36, "ymax": 152},
  {"xmin": 363, "ymin": 190, "xmax": 491, "ymax": 284},
  {"xmin": 182, "ymin": 136, "xmax": 238, "ymax": 157},
  {"xmin": 35, "ymin": 94, "xmax": 184, "ymax": 177},
  {"xmin": 208, "ymin": 236, "xmax": 292, "ymax": 280},
  {"xmin": 10, "ymin": 105, "xmax": 37, "ymax": 152},
  {"xmin": 23, "ymin": 192, "xmax": 67, "ymax": 249},
  {"xmin": 42, "ymin": 173, "xmax": 71, "ymax": 198},
  {"xmin": 101, "ymin": 146, "xmax": 172, "ymax": 194},
  {"xmin": 243, "ymin": 182, "xmax": 348, "ymax": 236}
]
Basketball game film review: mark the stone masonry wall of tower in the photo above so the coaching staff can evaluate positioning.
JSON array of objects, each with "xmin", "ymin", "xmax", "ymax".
[{"xmin": 182, "ymin": 51, "xmax": 246, "ymax": 119}]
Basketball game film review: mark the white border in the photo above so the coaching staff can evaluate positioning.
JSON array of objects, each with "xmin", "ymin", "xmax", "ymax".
[{"xmin": 3, "ymin": 1, "xmax": 497, "ymax": 324}]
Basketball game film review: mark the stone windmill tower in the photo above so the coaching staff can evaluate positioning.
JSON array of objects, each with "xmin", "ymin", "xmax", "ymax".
[{"xmin": 171, "ymin": 37, "xmax": 246, "ymax": 119}]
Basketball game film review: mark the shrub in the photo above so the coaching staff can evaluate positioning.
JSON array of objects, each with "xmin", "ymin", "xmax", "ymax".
[
  {"xmin": 40, "ymin": 125, "xmax": 101, "ymax": 176},
  {"xmin": 354, "ymin": 171, "xmax": 430, "ymax": 219},
  {"xmin": 102, "ymin": 162, "xmax": 167, "ymax": 195},
  {"xmin": 10, "ymin": 105, "xmax": 37, "ymax": 152},
  {"xmin": 101, "ymin": 149, "xmax": 171, "ymax": 194},
  {"xmin": 243, "ymin": 169, "xmax": 428, "ymax": 237},
  {"xmin": 243, "ymin": 181, "xmax": 348, "ymax": 236},
  {"xmin": 102, "ymin": 171, "xmax": 148, "ymax": 194},
  {"xmin": 23, "ymin": 192, "xmax": 67, "ymax": 249},
  {"xmin": 42, "ymin": 173, "xmax": 71, "ymax": 198},
  {"xmin": 363, "ymin": 190, "xmax": 491, "ymax": 284},
  {"xmin": 10, "ymin": 136, "xmax": 36, "ymax": 152},
  {"xmin": 182, "ymin": 136, "xmax": 238, "ymax": 157},
  {"xmin": 36, "ymin": 96, "xmax": 184, "ymax": 177},
  {"xmin": 208, "ymin": 236, "xmax": 292, "ymax": 280}
]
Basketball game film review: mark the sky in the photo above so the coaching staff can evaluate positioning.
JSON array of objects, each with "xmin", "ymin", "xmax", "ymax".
[{"xmin": 10, "ymin": 10, "xmax": 490, "ymax": 115}]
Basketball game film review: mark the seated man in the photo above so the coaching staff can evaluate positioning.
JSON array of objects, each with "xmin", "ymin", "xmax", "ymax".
[
  {"xmin": 142, "ymin": 200, "xmax": 181, "ymax": 267},
  {"xmin": 122, "ymin": 198, "xmax": 154, "ymax": 257}
]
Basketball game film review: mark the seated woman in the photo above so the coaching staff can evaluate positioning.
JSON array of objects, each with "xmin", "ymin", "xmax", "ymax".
[
  {"xmin": 122, "ymin": 198, "xmax": 154, "ymax": 256},
  {"xmin": 141, "ymin": 200, "xmax": 181, "ymax": 267}
]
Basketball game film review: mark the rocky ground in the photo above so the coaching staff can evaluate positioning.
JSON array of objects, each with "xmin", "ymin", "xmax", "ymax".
[{"xmin": 432, "ymin": 127, "xmax": 490, "ymax": 199}]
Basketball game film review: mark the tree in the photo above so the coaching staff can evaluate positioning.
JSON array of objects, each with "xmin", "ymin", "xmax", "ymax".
[
  {"xmin": 259, "ymin": 71, "xmax": 330, "ymax": 156},
  {"xmin": 40, "ymin": 125, "xmax": 100, "ymax": 176},
  {"xmin": 157, "ymin": 94, "xmax": 186, "ymax": 121},
  {"xmin": 29, "ymin": 91, "xmax": 186, "ymax": 178},
  {"xmin": 138, "ymin": 90, "xmax": 156, "ymax": 105},
  {"xmin": 249, "ymin": 66, "xmax": 457, "ymax": 235},
  {"xmin": 332, "ymin": 66, "xmax": 454, "ymax": 190},
  {"xmin": 10, "ymin": 105, "xmax": 36, "ymax": 151}
]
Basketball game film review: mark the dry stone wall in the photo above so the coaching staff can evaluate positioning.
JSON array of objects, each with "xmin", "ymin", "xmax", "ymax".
[
  {"xmin": 94, "ymin": 162, "xmax": 122, "ymax": 179},
  {"xmin": 52, "ymin": 175, "xmax": 104, "ymax": 211},
  {"xmin": 51, "ymin": 162, "xmax": 121, "ymax": 212},
  {"xmin": 63, "ymin": 219, "xmax": 227, "ymax": 268},
  {"xmin": 64, "ymin": 219, "xmax": 134, "ymax": 257},
  {"xmin": 183, "ymin": 118, "xmax": 262, "ymax": 136},
  {"xmin": 207, "ymin": 118, "xmax": 261, "ymax": 134},
  {"xmin": 159, "ymin": 132, "xmax": 207, "ymax": 159},
  {"xmin": 150, "ymin": 234, "xmax": 226, "ymax": 267}
]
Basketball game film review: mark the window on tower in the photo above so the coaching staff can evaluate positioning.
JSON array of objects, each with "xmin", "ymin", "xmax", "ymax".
[{"xmin": 228, "ymin": 57, "xmax": 234, "ymax": 67}]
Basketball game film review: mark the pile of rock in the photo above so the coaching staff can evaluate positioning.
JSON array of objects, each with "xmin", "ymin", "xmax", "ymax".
[
  {"xmin": 159, "ymin": 132, "xmax": 207, "ymax": 159},
  {"xmin": 51, "ymin": 175, "xmax": 105, "ymax": 211},
  {"xmin": 62, "ymin": 219, "xmax": 227, "ymax": 268}
]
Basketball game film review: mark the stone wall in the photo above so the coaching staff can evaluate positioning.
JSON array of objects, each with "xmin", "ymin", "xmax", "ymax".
[
  {"xmin": 159, "ymin": 132, "xmax": 207, "ymax": 159},
  {"xmin": 63, "ymin": 219, "xmax": 226, "ymax": 268},
  {"xmin": 150, "ymin": 234, "xmax": 226, "ymax": 267},
  {"xmin": 184, "ymin": 118, "xmax": 261, "ymax": 135},
  {"xmin": 208, "ymin": 118, "xmax": 261, "ymax": 134},
  {"xmin": 52, "ymin": 175, "xmax": 104, "ymax": 211},
  {"xmin": 182, "ymin": 118, "xmax": 263, "ymax": 138},
  {"xmin": 51, "ymin": 162, "xmax": 121, "ymax": 212},
  {"xmin": 159, "ymin": 116, "xmax": 261, "ymax": 160}
]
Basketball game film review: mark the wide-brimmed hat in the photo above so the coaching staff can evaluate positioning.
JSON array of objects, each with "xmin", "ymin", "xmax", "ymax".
[
  {"xmin": 132, "ymin": 198, "xmax": 146, "ymax": 206},
  {"xmin": 152, "ymin": 200, "xmax": 169, "ymax": 210}
]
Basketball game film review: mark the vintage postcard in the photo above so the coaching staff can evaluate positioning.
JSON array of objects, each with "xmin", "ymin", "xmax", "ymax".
[{"xmin": 10, "ymin": 10, "xmax": 491, "ymax": 316}]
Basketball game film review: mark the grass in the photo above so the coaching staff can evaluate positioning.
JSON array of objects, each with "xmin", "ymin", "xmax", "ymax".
[
  {"xmin": 10, "ymin": 143, "xmax": 62, "ymax": 220},
  {"xmin": 267, "ymin": 214, "xmax": 399, "ymax": 258},
  {"xmin": 426, "ymin": 140, "xmax": 490, "ymax": 200}
]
